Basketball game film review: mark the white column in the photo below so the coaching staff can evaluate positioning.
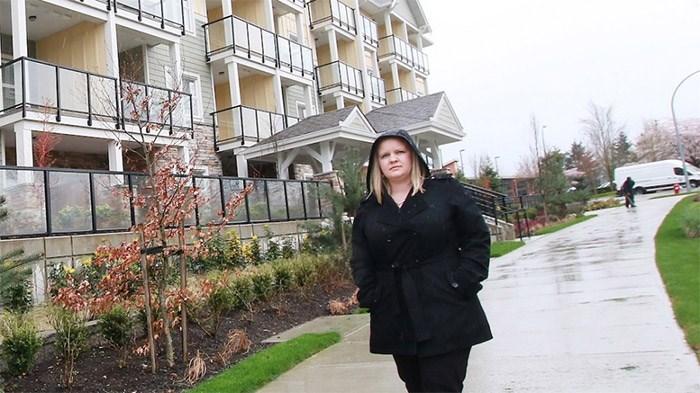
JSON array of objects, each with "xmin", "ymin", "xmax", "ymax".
[
  {"xmin": 178, "ymin": 144, "xmax": 191, "ymax": 171},
  {"xmin": 222, "ymin": 0, "xmax": 232, "ymax": 16},
  {"xmin": 304, "ymin": 85, "xmax": 315, "ymax": 115},
  {"xmin": 222, "ymin": 0, "xmax": 233, "ymax": 46},
  {"xmin": 328, "ymin": 30, "xmax": 339, "ymax": 62},
  {"xmin": 12, "ymin": 0, "xmax": 28, "ymax": 57},
  {"xmin": 227, "ymin": 61, "xmax": 241, "ymax": 106},
  {"xmin": 319, "ymin": 141, "xmax": 334, "ymax": 172},
  {"xmin": 272, "ymin": 74, "xmax": 284, "ymax": 113},
  {"xmin": 295, "ymin": 13, "xmax": 305, "ymax": 44},
  {"xmin": 0, "ymin": 131, "xmax": 5, "ymax": 165},
  {"xmin": 108, "ymin": 140, "xmax": 124, "ymax": 172},
  {"xmin": 391, "ymin": 62, "xmax": 400, "ymax": 90},
  {"xmin": 14, "ymin": 122, "xmax": 33, "ymax": 167},
  {"xmin": 384, "ymin": 13, "xmax": 393, "ymax": 36},
  {"xmin": 104, "ymin": 12, "xmax": 120, "ymax": 77},
  {"xmin": 277, "ymin": 154, "xmax": 289, "ymax": 179},
  {"xmin": 430, "ymin": 139, "xmax": 442, "ymax": 168},
  {"xmin": 263, "ymin": 0, "xmax": 274, "ymax": 31},
  {"xmin": 236, "ymin": 153, "xmax": 249, "ymax": 177},
  {"xmin": 353, "ymin": 5, "xmax": 371, "ymax": 111},
  {"xmin": 335, "ymin": 96, "xmax": 344, "ymax": 109}
]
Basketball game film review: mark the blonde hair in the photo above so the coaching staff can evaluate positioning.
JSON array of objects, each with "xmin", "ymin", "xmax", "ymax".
[{"xmin": 369, "ymin": 141, "xmax": 426, "ymax": 204}]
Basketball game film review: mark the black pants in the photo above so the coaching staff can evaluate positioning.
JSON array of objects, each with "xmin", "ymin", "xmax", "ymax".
[{"xmin": 393, "ymin": 348, "xmax": 472, "ymax": 393}]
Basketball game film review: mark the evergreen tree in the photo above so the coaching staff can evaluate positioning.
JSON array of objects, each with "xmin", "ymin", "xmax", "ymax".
[
  {"xmin": 613, "ymin": 131, "xmax": 636, "ymax": 167},
  {"xmin": 479, "ymin": 158, "xmax": 504, "ymax": 194}
]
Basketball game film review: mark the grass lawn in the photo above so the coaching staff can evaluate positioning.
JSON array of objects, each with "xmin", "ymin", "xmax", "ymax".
[
  {"xmin": 491, "ymin": 241, "xmax": 525, "ymax": 257},
  {"xmin": 187, "ymin": 332, "xmax": 341, "ymax": 393},
  {"xmin": 533, "ymin": 215, "xmax": 596, "ymax": 236},
  {"xmin": 655, "ymin": 194, "xmax": 700, "ymax": 359}
]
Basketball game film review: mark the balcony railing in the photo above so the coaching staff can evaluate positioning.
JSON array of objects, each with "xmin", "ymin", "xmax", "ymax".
[
  {"xmin": 386, "ymin": 87, "xmax": 419, "ymax": 104},
  {"xmin": 277, "ymin": 35, "xmax": 314, "ymax": 77},
  {"xmin": 0, "ymin": 57, "xmax": 193, "ymax": 133},
  {"xmin": 378, "ymin": 35, "xmax": 430, "ymax": 74},
  {"xmin": 315, "ymin": 61, "xmax": 364, "ymax": 97},
  {"xmin": 105, "ymin": 0, "xmax": 185, "ymax": 34},
  {"xmin": 361, "ymin": 15, "xmax": 378, "ymax": 47},
  {"xmin": 308, "ymin": 0, "xmax": 356, "ymax": 35},
  {"xmin": 203, "ymin": 15, "xmax": 314, "ymax": 78},
  {"xmin": 212, "ymin": 105, "xmax": 300, "ymax": 148},
  {"xmin": 368, "ymin": 75, "xmax": 386, "ymax": 105},
  {"xmin": 203, "ymin": 14, "xmax": 277, "ymax": 66},
  {"xmin": 0, "ymin": 166, "xmax": 332, "ymax": 239}
]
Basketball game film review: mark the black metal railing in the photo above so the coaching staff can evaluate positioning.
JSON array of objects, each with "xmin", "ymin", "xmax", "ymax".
[
  {"xmin": 308, "ymin": 0, "xmax": 356, "ymax": 35},
  {"xmin": 0, "ymin": 57, "xmax": 193, "ymax": 133},
  {"xmin": 104, "ymin": 0, "xmax": 185, "ymax": 34},
  {"xmin": 462, "ymin": 182, "xmax": 542, "ymax": 240},
  {"xmin": 378, "ymin": 35, "xmax": 429, "ymax": 74},
  {"xmin": 315, "ymin": 61, "xmax": 364, "ymax": 96},
  {"xmin": 203, "ymin": 15, "xmax": 314, "ymax": 78},
  {"xmin": 361, "ymin": 15, "xmax": 378, "ymax": 47},
  {"xmin": 211, "ymin": 105, "xmax": 300, "ymax": 148},
  {"xmin": 386, "ymin": 87, "xmax": 419, "ymax": 104},
  {"xmin": 0, "ymin": 165, "xmax": 332, "ymax": 239},
  {"xmin": 369, "ymin": 75, "xmax": 386, "ymax": 105}
]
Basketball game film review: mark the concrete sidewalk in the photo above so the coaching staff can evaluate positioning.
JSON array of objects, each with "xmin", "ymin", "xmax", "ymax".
[{"xmin": 259, "ymin": 193, "xmax": 700, "ymax": 392}]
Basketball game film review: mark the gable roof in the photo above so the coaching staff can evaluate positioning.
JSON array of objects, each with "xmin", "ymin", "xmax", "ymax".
[{"xmin": 366, "ymin": 91, "xmax": 444, "ymax": 132}]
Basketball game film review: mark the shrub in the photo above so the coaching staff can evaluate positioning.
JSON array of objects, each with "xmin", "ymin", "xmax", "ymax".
[
  {"xmin": 49, "ymin": 307, "xmax": 90, "ymax": 388},
  {"xmin": 98, "ymin": 305, "xmax": 136, "ymax": 368},
  {"xmin": 271, "ymin": 260, "xmax": 294, "ymax": 292},
  {"xmin": 264, "ymin": 226, "xmax": 282, "ymax": 261},
  {"xmin": 189, "ymin": 276, "xmax": 236, "ymax": 338},
  {"xmin": 291, "ymin": 257, "xmax": 318, "ymax": 291},
  {"xmin": 680, "ymin": 204, "xmax": 700, "ymax": 238},
  {"xmin": 225, "ymin": 230, "xmax": 246, "ymax": 268},
  {"xmin": 1, "ymin": 280, "xmax": 32, "ymax": 315},
  {"xmin": 585, "ymin": 198, "xmax": 620, "ymax": 211},
  {"xmin": 250, "ymin": 266, "xmax": 275, "ymax": 301},
  {"xmin": 0, "ymin": 314, "xmax": 42, "ymax": 376},
  {"xmin": 249, "ymin": 236, "xmax": 263, "ymax": 265},
  {"xmin": 281, "ymin": 237, "xmax": 296, "ymax": 259},
  {"xmin": 229, "ymin": 273, "xmax": 256, "ymax": 312}
]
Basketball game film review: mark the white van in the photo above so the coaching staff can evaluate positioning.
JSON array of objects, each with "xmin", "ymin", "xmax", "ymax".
[{"xmin": 614, "ymin": 159, "xmax": 700, "ymax": 194}]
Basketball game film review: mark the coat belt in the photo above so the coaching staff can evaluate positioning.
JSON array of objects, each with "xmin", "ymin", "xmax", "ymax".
[{"xmin": 389, "ymin": 252, "xmax": 458, "ymax": 342}]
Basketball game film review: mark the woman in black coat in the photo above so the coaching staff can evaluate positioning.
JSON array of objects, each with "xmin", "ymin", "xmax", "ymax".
[{"xmin": 350, "ymin": 129, "xmax": 492, "ymax": 393}]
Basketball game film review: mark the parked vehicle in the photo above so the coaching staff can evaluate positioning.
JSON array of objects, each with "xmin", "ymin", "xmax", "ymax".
[{"xmin": 613, "ymin": 160, "xmax": 700, "ymax": 194}]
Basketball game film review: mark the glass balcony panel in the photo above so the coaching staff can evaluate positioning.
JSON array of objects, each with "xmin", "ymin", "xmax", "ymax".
[
  {"xmin": 90, "ymin": 75, "xmax": 118, "ymax": 119},
  {"xmin": 148, "ymin": 87, "xmax": 171, "ymax": 127},
  {"xmin": 163, "ymin": 1, "xmax": 184, "ymax": 25},
  {"xmin": 1, "ymin": 61, "xmax": 22, "ymax": 111},
  {"xmin": 121, "ymin": 81, "xmax": 149, "ymax": 123},
  {"xmin": 248, "ymin": 181, "xmax": 270, "ymax": 221},
  {"xmin": 278, "ymin": 37, "xmax": 292, "ymax": 67},
  {"xmin": 248, "ymin": 25, "xmax": 263, "ymax": 57},
  {"xmin": 290, "ymin": 42, "xmax": 303, "ymax": 70},
  {"xmin": 26, "ymin": 61, "xmax": 57, "ymax": 108},
  {"xmin": 195, "ymin": 177, "xmax": 223, "ymax": 224},
  {"xmin": 262, "ymin": 31, "xmax": 276, "ymax": 62},
  {"xmin": 93, "ymin": 174, "xmax": 131, "ymax": 230},
  {"xmin": 49, "ymin": 171, "xmax": 92, "ymax": 233},
  {"xmin": 214, "ymin": 108, "xmax": 236, "ymax": 143},
  {"xmin": 303, "ymin": 182, "xmax": 320, "ymax": 218},
  {"xmin": 58, "ymin": 68, "xmax": 88, "ymax": 115},
  {"xmin": 0, "ymin": 168, "xmax": 47, "ymax": 236},
  {"xmin": 286, "ymin": 116, "xmax": 300, "ymax": 127},
  {"xmin": 240, "ymin": 106, "xmax": 258, "ymax": 141},
  {"xmin": 119, "ymin": 0, "xmax": 139, "ymax": 10},
  {"xmin": 222, "ymin": 178, "xmax": 248, "ymax": 223},
  {"xmin": 267, "ymin": 180, "xmax": 287, "ymax": 220},
  {"xmin": 172, "ymin": 93, "xmax": 192, "ymax": 129},
  {"xmin": 302, "ymin": 47, "xmax": 313, "ymax": 74},
  {"xmin": 130, "ymin": 174, "xmax": 149, "ymax": 224},
  {"xmin": 285, "ymin": 182, "xmax": 305, "ymax": 219},
  {"xmin": 233, "ymin": 18, "xmax": 250, "ymax": 50}
]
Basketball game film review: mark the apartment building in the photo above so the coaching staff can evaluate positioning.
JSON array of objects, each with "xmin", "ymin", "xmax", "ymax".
[{"xmin": 0, "ymin": 0, "xmax": 464, "ymax": 183}]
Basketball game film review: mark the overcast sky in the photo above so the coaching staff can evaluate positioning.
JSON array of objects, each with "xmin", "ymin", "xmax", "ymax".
[{"xmin": 421, "ymin": 0, "xmax": 700, "ymax": 177}]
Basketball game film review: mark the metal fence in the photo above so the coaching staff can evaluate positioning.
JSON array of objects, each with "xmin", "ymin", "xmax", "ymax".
[{"xmin": 0, "ymin": 166, "xmax": 333, "ymax": 239}]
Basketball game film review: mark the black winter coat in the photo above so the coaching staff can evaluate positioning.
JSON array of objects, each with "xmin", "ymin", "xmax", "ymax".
[{"xmin": 351, "ymin": 176, "xmax": 493, "ymax": 357}]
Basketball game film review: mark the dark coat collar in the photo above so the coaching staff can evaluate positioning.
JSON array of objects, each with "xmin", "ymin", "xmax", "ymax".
[{"xmin": 375, "ymin": 190, "xmax": 428, "ymax": 228}]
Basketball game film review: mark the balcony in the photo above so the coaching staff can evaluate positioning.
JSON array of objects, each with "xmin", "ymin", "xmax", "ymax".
[
  {"xmin": 315, "ymin": 61, "xmax": 364, "ymax": 97},
  {"xmin": 308, "ymin": 0, "xmax": 357, "ymax": 35},
  {"xmin": 212, "ymin": 105, "xmax": 300, "ymax": 148},
  {"xmin": 108, "ymin": 0, "xmax": 186, "ymax": 34},
  {"xmin": 0, "ymin": 165, "xmax": 331, "ymax": 238},
  {"xmin": 386, "ymin": 87, "xmax": 420, "ymax": 104},
  {"xmin": 368, "ymin": 75, "xmax": 386, "ymax": 105},
  {"xmin": 360, "ymin": 15, "xmax": 378, "ymax": 47},
  {"xmin": 0, "ymin": 57, "xmax": 193, "ymax": 133},
  {"xmin": 203, "ymin": 15, "xmax": 314, "ymax": 79},
  {"xmin": 378, "ymin": 35, "xmax": 430, "ymax": 74}
]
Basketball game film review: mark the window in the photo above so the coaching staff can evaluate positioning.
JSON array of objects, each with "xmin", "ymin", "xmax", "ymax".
[
  {"xmin": 182, "ymin": 72, "xmax": 203, "ymax": 120},
  {"xmin": 296, "ymin": 102, "xmax": 307, "ymax": 119},
  {"xmin": 183, "ymin": 0, "xmax": 196, "ymax": 35}
]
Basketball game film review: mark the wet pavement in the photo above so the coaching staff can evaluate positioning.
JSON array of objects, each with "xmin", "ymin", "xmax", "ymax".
[{"xmin": 259, "ymin": 192, "xmax": 700, "ymax": 392}]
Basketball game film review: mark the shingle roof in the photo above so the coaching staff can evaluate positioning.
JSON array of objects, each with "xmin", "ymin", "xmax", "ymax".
[
  {"xmin": 258, "ymin": 106, "xmax": 358, "ymax": 145},
  {"xmin": 366, "ymin": 92, "xmax": 444, "ymax": 133}
]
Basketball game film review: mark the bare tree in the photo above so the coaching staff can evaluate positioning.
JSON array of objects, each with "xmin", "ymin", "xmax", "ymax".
[
  {"xmin": 635, "ymin": 120, "xmax": 676, "ymax": 163},
  {"xmin": 580, "ymin": 102, "xmax": 625, "ymax": 186}
]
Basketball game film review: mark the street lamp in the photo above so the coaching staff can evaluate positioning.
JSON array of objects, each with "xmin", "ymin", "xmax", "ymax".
[
  {"xmin": 494, "ymin": 156, "xmax": 500, "ymax": 173},
  {"xmin": 459, "ymin": 149, "xmax": 466, "ymax": 174},
  {"xmin": 671, "ymin": 70, "xmax": 699, "ymax": 193}
]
